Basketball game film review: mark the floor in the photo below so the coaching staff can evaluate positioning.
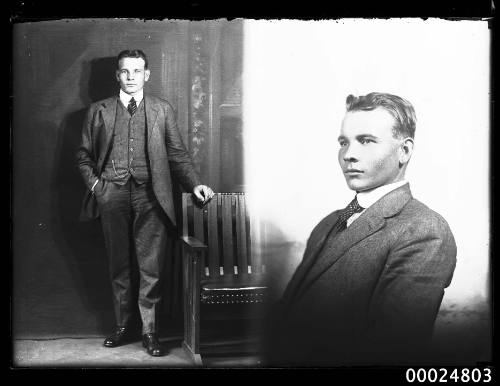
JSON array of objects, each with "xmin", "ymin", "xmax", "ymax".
[
  {"xmin": 12, "ymin": 302, "xmax": 492, "ymax": 368},
  {"xmin": 12, "ymin": 336, "xmax": 262, "ymax": 368}
]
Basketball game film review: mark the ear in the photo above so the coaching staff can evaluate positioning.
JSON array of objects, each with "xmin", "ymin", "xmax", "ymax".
[
  {"xmin": 399, "ymin": 137, "xmax": 414, "ymax": 165},
  {"xmin": 144, "ymin": 69, "xmax": 151, "ymax": 82},
  {"xmin": 115, "ymin": 70, "xmax": 121, "ymax": 82}
]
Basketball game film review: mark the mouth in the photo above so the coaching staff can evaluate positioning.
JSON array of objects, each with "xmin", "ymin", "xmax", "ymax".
[{"xmin": 344, "ymin": 169, "xmax": 363, "ymax": 176}]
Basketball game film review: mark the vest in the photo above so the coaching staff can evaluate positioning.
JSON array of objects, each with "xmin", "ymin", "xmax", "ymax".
[{"xmin": 102, "ymin": 99, "xmax": 151, "ymax": 185}]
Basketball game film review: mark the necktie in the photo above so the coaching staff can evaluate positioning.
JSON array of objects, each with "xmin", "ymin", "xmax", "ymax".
[
  {"xmin": 333, "ymin": 196, "xmax": 364, "ymax": 233},
  {"xmin": 128, "ymin": 97, "xmax": 137, "ymax": 115}
]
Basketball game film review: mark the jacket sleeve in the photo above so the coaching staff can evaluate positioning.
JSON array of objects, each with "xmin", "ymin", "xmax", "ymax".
[
  {"xmin": 163, "ymin": 103, "xmax": 202, "ymax": 192},
  {"xmin": 75, "ymin": 106, "xmax": 99, "ymax": 191},
  {"xmin": 365, "ymin": 214, "xmax": 457, "ymax": 361}
]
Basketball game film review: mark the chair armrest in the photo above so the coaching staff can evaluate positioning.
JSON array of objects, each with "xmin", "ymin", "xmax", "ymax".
[{"xmin": 180, "ymin": 236, "xmax": 207, "ymax": 252}]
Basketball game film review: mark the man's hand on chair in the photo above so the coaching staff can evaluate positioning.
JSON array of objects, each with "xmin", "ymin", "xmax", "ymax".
[{"xmin": 193, "ymin": 185, "xmax": 215, "ymax": 205}]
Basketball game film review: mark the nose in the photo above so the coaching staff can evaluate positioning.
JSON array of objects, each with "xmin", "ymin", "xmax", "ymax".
[
  {"xmin": 127, "ymin": 72, "xmax": 135, "ymax": 81},
  {"xmin": 341, "ymin": 143, "xmax": 359, "ymax": 163}
]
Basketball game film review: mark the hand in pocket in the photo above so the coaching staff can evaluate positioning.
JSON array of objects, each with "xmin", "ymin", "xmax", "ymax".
[{"xmin": 95, "ymin": 179, "xmax": 106, "ymax": 197}]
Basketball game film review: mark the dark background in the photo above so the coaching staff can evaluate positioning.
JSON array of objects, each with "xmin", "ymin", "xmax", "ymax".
[{"xmin": 12, "ymin": 19, "xmax": 244, "ymax": 338}]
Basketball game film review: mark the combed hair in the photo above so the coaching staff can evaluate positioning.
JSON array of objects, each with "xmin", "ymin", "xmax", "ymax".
[
  {"xmin": 116, "ymin": 49, "xmax": 149, "ymax": 69},
  {"xmin": 345, "ymin": 92, "xmax": 416, "ymax": 139}
]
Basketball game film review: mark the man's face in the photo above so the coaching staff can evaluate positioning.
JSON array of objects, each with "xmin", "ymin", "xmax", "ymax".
[
  {"xmin": 338, "ymin": 108, "xmax": 405, "ymax": 192},
  {"xmin": 116, "ymin": 57, "xmax": 150, "ymax": 95}
]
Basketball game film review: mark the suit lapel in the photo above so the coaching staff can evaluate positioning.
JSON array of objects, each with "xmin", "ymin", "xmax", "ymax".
[
  {"xmin": 281, "ymin": 212, "xmax": 340, "ymax": 304},
  {"xmin": 293, "ymin": 184, "xmax": 413, "ymax": 302},
  {"xmin": 145, "ymin": 95, "xmax": 159, "ymax": 141},
  {"xmin": 99, "ymin": 97, "xmax": 118, "ymax": 164},
  {"xmin": 297, "ymin": 212, "xmax": 385, "ymax": 297}
]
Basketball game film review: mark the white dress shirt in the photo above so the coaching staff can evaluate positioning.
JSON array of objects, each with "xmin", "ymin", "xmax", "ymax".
[
  {"xmin": 119, "ymin": 89, "xmax": 144, "ymax": 108},
  {"xmin": 346, "ymin": 180, "xmax": 408, "ymax": 227}
]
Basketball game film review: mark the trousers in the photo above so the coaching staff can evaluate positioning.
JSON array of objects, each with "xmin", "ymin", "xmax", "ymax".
[{"xmin": 95, "ymin": 178, "xmax": 170, "ymax": 334}]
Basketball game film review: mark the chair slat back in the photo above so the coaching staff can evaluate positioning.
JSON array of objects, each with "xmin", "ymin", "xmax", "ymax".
[
  {"xmin": 221, "ymin": 194, "xmax": 234, "ymax": 275},
  {"xmin": 182, "ymin": 193, "xmax": 254, "ymax": 278},
  {"xmin": 207, "ymin": 196, "xmax": 219, "ymax": 277},
  {"xmin": 235, "ymin": 195, "xmax": 248, "ymax": 271}
]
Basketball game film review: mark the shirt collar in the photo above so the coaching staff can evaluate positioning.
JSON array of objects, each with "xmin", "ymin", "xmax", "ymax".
[
  {"xmin": 356, "ymin": 180, "xmax": 408, "ymax": 210},
  {"xmin": 119, "ymin": 89, "xmax": 144, "ymax": 106}
]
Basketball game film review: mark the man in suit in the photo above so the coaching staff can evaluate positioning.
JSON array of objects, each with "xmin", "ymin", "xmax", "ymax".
[
  {"xmin": 266, "ymin": 92, "xmax": 457, "ymax": 366},
  {"xmin": 76, "ymin": 49, "xmax": 214, "ymax": 357}
]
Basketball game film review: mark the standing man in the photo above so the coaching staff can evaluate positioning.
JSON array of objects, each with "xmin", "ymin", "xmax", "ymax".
[
  {"xmin": 266, "ymin": 93, "xmax": 457, "ymax": 366},
  {"xmin": 76, "ymin": 50, "xmax": 214, "ymax": 357}
]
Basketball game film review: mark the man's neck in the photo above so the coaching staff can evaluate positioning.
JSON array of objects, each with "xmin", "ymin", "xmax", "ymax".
[
  {"xmin": 119, "ymin": 89, "xmax": 144, "ymax": 105},
  {"xmin": 356, "ymin": 180, "xmax": 408, "ymax": 210}
]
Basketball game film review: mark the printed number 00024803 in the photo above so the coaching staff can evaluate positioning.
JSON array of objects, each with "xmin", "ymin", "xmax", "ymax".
[{"xmin": 405, "ymin": 368, "xmax": 492, "ymax": 383}]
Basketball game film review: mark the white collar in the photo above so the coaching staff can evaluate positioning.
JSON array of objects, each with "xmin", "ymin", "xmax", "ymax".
[
  {"xmin": 356, "ymin": 180, "xmax": 408, "ymax": 210},
  {"xmin": 119, "ymin": 89, "xmax": 144, "ymax": 106}
]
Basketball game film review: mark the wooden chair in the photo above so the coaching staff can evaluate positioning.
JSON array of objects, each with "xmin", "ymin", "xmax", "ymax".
[{"xmin": 180, "ymin": 193, "xmax": 267, "ymax": 365}]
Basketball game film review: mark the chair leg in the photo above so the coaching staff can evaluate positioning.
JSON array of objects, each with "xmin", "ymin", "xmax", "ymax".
[
  {"xmin": 182, "ymin": 247, "xmax": 203, "ymax": 366},
  {"xmin": 182, "ymin": 340, "xmax": 203, "ymax": 366}
]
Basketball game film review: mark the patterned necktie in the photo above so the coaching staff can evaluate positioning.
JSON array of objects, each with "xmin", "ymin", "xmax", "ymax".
[
  {"xmin": 334, "ymin": 196, "xmax": 364, "ymax": 233},
  {"xmin": 128, "ymin": 97, "xmax": 137, "ymax": 115}
]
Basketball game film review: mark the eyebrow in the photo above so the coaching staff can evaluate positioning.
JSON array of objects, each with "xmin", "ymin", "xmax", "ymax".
[
  {"xmin": 357, "ymin": 134, "xmax": 379, "ymax": 140},
  {"xmin": 338, "ymin": 134, "xmax": 379, "ymax": 142}
]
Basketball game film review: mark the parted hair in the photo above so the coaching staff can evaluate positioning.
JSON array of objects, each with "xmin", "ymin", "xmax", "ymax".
[
  {"xmin": 345, "ymin": 92, "xmax": 416, "ymax": 139},
  {"xmin": 116, "ymin": 49, "xmax": 149, "ymax": 69}
]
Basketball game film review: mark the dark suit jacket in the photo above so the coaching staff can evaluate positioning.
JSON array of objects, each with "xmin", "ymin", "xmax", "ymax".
[
  {"xmin": 76, "ymin": 95, "xmax": 201, "ymax": 225},
  {"xmin": 267, "ymin": 184, "xmax": 457, "ymax": 366}
]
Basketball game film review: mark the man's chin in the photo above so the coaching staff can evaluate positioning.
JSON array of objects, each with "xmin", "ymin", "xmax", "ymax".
[
  {"xmin": 345, "ymin": 180, "xmax": 365, "ymax": 191},
  {"xmin": 346, "ymin": 181, "xmax": 374, "ymax": 193},
  {"xmin": 122, "ymin": 87, "xmax": 139, "ymax": 94}
]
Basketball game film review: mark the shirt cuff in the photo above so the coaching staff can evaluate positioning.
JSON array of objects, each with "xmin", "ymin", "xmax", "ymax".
[{"xmin": 91, "ymin": 179, "xmax": 99, "ymax": 193}]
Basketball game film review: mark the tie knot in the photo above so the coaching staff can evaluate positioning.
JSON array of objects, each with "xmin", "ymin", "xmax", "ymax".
[
  {"xmin": 128, "ymin": 98, "xmax": 137, "ymax": 115},
  {"xmin": 338, "ymin": 196, "xmax": 364, "ymax": 222},
  {"xmin": 348, "ymin": 196, "xmax": 363, "ymax": 211}
]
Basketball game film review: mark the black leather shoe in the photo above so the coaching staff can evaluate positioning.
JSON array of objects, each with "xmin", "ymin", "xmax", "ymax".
[
  {"xmin": 103, "ymin": 326, "xmax": 132, "ymax": 348},
  {"xmin": 142, "ymin": 333, "xmax": 165, "ymax": 357}
]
